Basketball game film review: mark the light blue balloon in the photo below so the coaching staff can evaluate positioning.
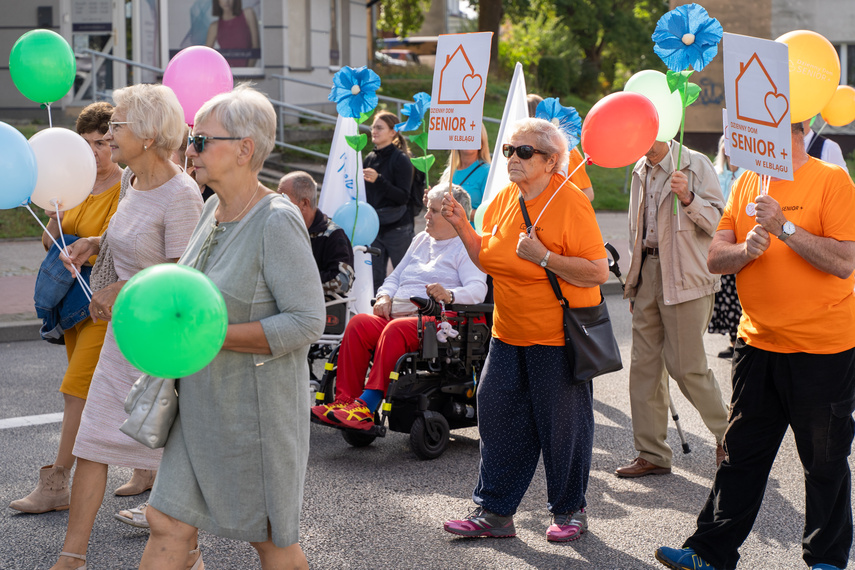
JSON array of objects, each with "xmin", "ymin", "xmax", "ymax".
[
  {"xmin": 332, "ymin": 200, "xmax": 380, "ymax": 246},
  {"xmin": 0, "ymin": 122, "xmax": 37, "ymax": 209}
]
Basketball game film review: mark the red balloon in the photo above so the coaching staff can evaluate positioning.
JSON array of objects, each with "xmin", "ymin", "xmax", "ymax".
[{"xmin": 581, "ymin": 92, "xmax": 659, "ymax": 168}]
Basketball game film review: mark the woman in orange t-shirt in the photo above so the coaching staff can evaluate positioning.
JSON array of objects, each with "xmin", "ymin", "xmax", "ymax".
[{"xmin": 440, "ymin": 118, "xmax": 608, "ymax": 542}]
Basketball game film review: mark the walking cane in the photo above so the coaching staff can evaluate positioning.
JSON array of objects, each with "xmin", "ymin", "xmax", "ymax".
[{"xmin": 604, "ymin": 243, "xmax": 691, "ymax": 454}]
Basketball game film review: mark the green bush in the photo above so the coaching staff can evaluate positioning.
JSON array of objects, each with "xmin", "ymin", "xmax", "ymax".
[{"xmin": 537, "ymin": 56, "xmax": 571, "ymax": 96}]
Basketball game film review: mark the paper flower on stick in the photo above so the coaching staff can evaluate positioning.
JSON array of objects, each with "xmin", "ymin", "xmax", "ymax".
[
  {"xmin": 328, "ymin": 66, "xmax": 381, "ymax": 119},
  {"xmin": 652, "ymin": 3, "xmax": 723, "ymax": 73},
  {"xmin": 395, "ymin": 92, "xmax": 431, "ymax": 132},
  {"xmin": 535, "ymin": 98, "xmax": 582, "ymax": 149}
]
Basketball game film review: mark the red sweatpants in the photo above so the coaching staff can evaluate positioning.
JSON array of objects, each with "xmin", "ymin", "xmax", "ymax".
[{"xmin": 335, "ymin": 313, "xmax": 424, "ymax": 400}]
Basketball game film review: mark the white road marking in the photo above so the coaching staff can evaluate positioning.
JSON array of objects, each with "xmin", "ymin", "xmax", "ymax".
[{"xmin": 0, "ymin": 412, "xmax": 63, "ymax": 430}]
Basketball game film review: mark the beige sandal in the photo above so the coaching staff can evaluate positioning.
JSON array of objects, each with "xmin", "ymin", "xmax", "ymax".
[
  {"xmin": 114, "ymin": 502, "xmax": 149, "ymax": 529},
  {"xmin": 188, "ymin": 547, "xmax": 204, "ymax": 570},
  {"xmin": 58, "ymin": 551, "xmax": 86, "ymax": 570}
]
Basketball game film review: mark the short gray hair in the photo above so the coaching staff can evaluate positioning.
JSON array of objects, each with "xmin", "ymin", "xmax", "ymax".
[
  {"xmin": 194, "ymin": 84, "xmax": 276, "ymax": 172},
  {"xmin": 113, "ymin": 84, "xmax": 185, "ymax": 159},
  {"xmin": 507, "ymin": 118, "xmax": 569, "ymax": 175},
  {"xmin": 279, "ymin": 171, "xmax": 318, "ymax": 208},
  {"xmin": 427, "ymin": 183, "xmax": 472, "ymax": 217}
]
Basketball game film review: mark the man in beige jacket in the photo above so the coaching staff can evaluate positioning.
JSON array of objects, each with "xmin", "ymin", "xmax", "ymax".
[{"xmin": 616, "ymin": 140, "xmax": 729, "ymax": 478}]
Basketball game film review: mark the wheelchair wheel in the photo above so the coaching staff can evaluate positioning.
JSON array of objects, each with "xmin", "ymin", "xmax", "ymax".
[
  {"xmin": 341, "ymin": 429, "xmax": 377, "ymax": 448},
  {"xmin": 409, "ymin": 413, "xmax": 450, "ymax": 460}
]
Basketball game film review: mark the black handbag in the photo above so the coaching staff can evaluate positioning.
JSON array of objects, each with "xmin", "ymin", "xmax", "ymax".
[{"xmin": 518, "ymin": 196, "xmax": 622, "ymax": 384}]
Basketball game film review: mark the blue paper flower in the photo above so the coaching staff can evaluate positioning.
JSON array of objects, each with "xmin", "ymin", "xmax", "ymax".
[
  {"xmin": 652, "ymin": 3, "xmax": 723, "ymax": 72},
  {"xmin": 394, "ymin": 92, "xmax": 432, "ymax": 132},
  {"xmin": 328, "ymin": 66, "xmax": 381, "ymax": 119},
  {"xmin": 535, "ymin": 98, "xmax": 582, "ymax": 149}
]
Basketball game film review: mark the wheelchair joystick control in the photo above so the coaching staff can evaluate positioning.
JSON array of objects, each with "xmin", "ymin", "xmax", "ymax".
[{"xmin": 410, "ymin": 296, "xmax": 443, "ymax": 317}]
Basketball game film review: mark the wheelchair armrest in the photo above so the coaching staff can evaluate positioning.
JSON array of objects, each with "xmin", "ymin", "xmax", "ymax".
[{"xmin": 448, "ymin": 302, "xmax": 494, "ymax": 314}]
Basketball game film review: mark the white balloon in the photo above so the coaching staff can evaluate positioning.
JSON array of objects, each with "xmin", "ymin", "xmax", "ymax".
[
  {"xmin": 28, "ymin": 127, "xmax": 97, "ymax": 211},
  {"xmin": 624, "ymin": 70, "xmax": 684, "ymax": 142}
]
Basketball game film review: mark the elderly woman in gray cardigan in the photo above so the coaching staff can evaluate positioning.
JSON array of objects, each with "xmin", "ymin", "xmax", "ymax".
[{"xmin": 139, "ymin": 86, "xmax": 325, "ymax": 570}]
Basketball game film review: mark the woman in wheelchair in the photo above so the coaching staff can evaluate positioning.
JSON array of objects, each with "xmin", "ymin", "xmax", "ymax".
[
  {"xmin": 311, "ymin": 183, "xmax": 488, "ymax": 430},
  {"xmin": 440, "ymin": 118, "xmax": 609, "ymax": 542}
]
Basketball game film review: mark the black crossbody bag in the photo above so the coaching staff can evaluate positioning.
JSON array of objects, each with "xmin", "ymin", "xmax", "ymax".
[{"xmin": 518, "ymin": 196, "xmax": 622, "ymax": 384}]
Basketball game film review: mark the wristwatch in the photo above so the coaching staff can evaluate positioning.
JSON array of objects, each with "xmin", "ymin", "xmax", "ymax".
[
  {"xmin": 448, "ymin": 290, "xmax": 455, "ymax": 304},
  {"xmin": 539, "ymin": 250, "xmax": 551, "ymax": 267},
  {"xmin": 778, "ymin": 220, "xmax": 795, "ymax": 242}
]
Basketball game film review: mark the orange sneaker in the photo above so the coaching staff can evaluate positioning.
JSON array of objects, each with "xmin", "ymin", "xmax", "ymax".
[{"xmin": 310, "ymin": 398, "xmax": 352, "ymax": 425}]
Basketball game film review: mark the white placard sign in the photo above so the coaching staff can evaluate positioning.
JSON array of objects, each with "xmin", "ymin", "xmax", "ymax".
[
  {"xmin": 428, "ymin": 32, "xmax": 493, "ymax": 150},
  {"xmin": 723, "ymin": 33, "xmax": 793, "ymax": 180}
]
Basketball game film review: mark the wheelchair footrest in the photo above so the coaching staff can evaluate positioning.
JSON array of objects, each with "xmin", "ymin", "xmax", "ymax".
[{"xmin": 309, "ymin": 414, "xmax": 387, "ymax": 437}]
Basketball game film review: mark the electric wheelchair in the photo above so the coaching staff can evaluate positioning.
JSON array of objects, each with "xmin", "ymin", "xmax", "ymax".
[{"xmin": 310, "ymin": 295, "xmax": 493, "ymax": 460}]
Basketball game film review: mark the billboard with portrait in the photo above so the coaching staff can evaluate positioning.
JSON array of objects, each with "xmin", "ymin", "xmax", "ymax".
[{"xmin": 162, "ymin": 0, "xmax": 262, "ymax": 75}]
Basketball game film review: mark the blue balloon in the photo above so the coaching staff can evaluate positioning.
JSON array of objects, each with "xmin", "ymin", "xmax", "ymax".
[
  {"xmin": 0, "ymin": 122, "xmax": 37, "ymax": 209},
  {"xmin": 332, "ymin": 200, "xmax": 380, "ymax": 246}
]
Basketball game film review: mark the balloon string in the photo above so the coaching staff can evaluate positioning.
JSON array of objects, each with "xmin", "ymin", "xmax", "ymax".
[
  {"xmin": 568, "ymin": 159, "xmax": 584, "ymax": 180},
  {"xmin": 31, "ymin": 201, "xmax": 93, "ymax": 301},
  {"xmin": 528, "ymin": 172, "xmax": 572, "ymax": 237},
  {"xmin": 47, "ymin": 103, "xmax": 53, "ymax": 128}
]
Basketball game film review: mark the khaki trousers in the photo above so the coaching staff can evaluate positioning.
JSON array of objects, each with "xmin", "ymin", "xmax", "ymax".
[{"xmin": 629, "ymin": 255, "xmax": 728, "ymax": 468}]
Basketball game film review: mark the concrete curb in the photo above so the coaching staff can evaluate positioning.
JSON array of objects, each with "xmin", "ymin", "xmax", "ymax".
[{"xmin": 0, "ymin": 320, "xmax": 41, "ymax": 343}]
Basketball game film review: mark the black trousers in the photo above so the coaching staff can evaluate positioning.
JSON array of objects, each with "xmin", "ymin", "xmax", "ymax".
[
  {"xmin": 685, "ymin": 340, "xmax": 855, "ymax": 569},
  {"xmin": 371, "ymin": 223, "xmax": 414, "ymax": 292}
]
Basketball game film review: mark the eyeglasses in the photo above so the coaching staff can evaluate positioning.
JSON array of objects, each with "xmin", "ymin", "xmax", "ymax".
[
  {"xmin": 107, "ymin": 121, "xmax": 134, "ymax": 133},
  {"xmin": 187, "ymin": 134, "xmax": 242, "ymax": 153},
  {"xmin": 502, "ymin": 144, "xmax": 548, "ymax": 160}
]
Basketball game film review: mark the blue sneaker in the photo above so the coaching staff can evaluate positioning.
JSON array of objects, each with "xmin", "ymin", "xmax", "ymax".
[
  {"xmin": 811, "ymin": 564, "xmax": 842, "ymax": 570},
  {"xmin": 655, "ymin": 547, "xmax": 718, "ymax": 570}
]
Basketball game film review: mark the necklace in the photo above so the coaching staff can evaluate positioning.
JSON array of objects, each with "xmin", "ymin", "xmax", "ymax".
[{"xmin": 217, "ymin": 182, "xmax": 262, "ymax": 225}]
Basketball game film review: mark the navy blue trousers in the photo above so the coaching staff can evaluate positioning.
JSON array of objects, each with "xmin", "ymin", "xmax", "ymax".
[
  {"xmin": 473, "ymin": 339, "xmax": 594, "ymax": 516},
  {"xmin": 685, "ymin": 340, "xmax": 855, "ymax": 570}
]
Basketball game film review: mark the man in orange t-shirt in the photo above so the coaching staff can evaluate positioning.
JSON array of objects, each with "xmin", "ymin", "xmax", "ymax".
[{"xmin": 656, "ymin": 122, "xmax": 855, "ymax": 570}]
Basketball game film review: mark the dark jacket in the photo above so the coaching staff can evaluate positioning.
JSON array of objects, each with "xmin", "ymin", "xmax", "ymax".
[
  {"xmin": 308, "ymin": 209, "xmax": 355, "ymax": 298},
  {"xmin": 34, "ymin": 234, "xmax": 92, "ymax": 344},
  {"xmin": 363, "ymin": 144, "xmax": 414, "ymax": 229}
]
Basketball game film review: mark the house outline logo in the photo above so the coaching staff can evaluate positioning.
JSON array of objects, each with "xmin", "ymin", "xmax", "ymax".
[
  {"xmin": 735, "ymin": 53, "xmax": 789, "ymax": 127},
  {"xmin": 437, "ymin": 45, "xmax": 483, "ymax": 105}
]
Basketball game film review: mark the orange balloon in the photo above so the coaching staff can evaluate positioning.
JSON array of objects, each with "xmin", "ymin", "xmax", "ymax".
[
  {"xmin": 776, "ymin": 30, "xmax": 840, "ymax": 123},
  {"xmin": 821, "ymin": 85, "xmax": 855, "ymax": 127}
]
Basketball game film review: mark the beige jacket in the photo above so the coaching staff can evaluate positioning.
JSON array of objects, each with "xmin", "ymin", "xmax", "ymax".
[{"xmin": 624, "ymin": 143, "xmax": 723, "ymax": 305}]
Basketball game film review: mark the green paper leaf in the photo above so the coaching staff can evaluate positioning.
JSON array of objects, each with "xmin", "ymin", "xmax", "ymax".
[
  {"xmin": 409, "ymin": 132, "xmax": 428, "ymax": 151},
  {"xmin": 410, "ymin": 154, "xmax": 435, "ymax": 174},
  {"xmin": 345, "ymin": 133, "xmax": 368, "ymax": 152},
  {"xmin": 682, "ymin": 82, "xmax": 701, "ymax": 107},
  {"xmin": 665, "ymin": 69, "xmax": 694, "ymax": 93},
  {"xmin": 356, "ymin": 111, "xmax": 373, "ymax": 124}
]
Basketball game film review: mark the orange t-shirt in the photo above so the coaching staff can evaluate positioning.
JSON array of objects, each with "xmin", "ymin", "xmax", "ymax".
[
  {"xmin": 568, "ymin": 148, "xmax": 592, "ymax": 190},
  {"xmin": 719, "ymin": 158, "xmax": 855, "ymax": 353},
  {"xmin": 480, "ymin": 173, "xmax": 605, "ymax": 346},
  {"xmin": 49, "ymin": 179, "xmax": 122, "ymax": 266}
]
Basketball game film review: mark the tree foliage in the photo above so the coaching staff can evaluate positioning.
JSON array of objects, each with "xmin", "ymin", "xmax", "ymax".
[{"xmin": 377, "ymin": 0, "xmax": 433, "ymax": 38}]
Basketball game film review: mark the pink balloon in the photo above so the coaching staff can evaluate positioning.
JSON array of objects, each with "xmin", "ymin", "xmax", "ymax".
[
  {"xmin": 581, "ymin": 92, "xmax": 659, "ymax": 169},
  {"xmin": 163, "ymin": 46, "xmax": 233, "ymax": 126}
]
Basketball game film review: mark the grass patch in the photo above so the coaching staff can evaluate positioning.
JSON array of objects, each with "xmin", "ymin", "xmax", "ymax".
[
  {"xmin": 589, "ymin": 164, "xmax": 632, "ymax": 211},
  {"xmin": 0, "ymin": 207, "xmax": 48, "ymax": 239}
]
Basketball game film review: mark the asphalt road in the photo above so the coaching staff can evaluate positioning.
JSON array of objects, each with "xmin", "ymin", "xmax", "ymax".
[{"xmin": 0, "ymin": 296, "xmax": 849, "ymax": 569}]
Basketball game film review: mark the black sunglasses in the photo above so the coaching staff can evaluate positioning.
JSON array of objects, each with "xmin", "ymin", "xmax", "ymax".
[
  {"xmin": 188, "ymin": 134, "xmax": 242, "ymax": 153},
  {"xmin": 502, "ymin": 144, "xmax": 548, "ymax": 160}
]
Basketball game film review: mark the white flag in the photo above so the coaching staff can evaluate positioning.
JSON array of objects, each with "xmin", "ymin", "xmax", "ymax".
[
  {"xmin": 318, "ymin": 115, "xmax": 366, "ymax": 216},
  {"xmin": 480, "ymin": 62, "xmax": 529, "ymax": 208}
]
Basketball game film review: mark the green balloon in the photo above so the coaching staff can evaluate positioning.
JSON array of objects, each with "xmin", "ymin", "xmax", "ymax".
[
  {"xmin": 624, "ymin": 70, "xmax": 683, "ymax": 142},
  {"xmin": 9, "ymin": 30, "xmax": 76, "ymax": 104},
  {"xmin": 112, "ymin": 264, "xmax": 228, "ymax": 379},
  {"xmin": 473, "ymin": 204, "xmax": 487, "ymax": 233}
]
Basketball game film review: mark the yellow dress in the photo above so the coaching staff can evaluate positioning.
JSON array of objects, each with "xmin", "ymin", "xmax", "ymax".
[{"xmin": 55, "ymin": 178, "xmax": 121, "ymax": 399}]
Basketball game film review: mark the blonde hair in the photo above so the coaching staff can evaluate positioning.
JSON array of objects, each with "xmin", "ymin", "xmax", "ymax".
[
  {"xmin": 444, "ymin": 125, "xmax": 491, "ymax": 179},
  {"xmin": 507, "ymin": 118, "xmax": 568, "ymax": 174},
  {"xmin": 194, "ymin": 84, "xmax": 276, "ymax": 172},
  {"xmin": 113, "ymin": 84, "xmax": 186, "ymax": 159}
]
